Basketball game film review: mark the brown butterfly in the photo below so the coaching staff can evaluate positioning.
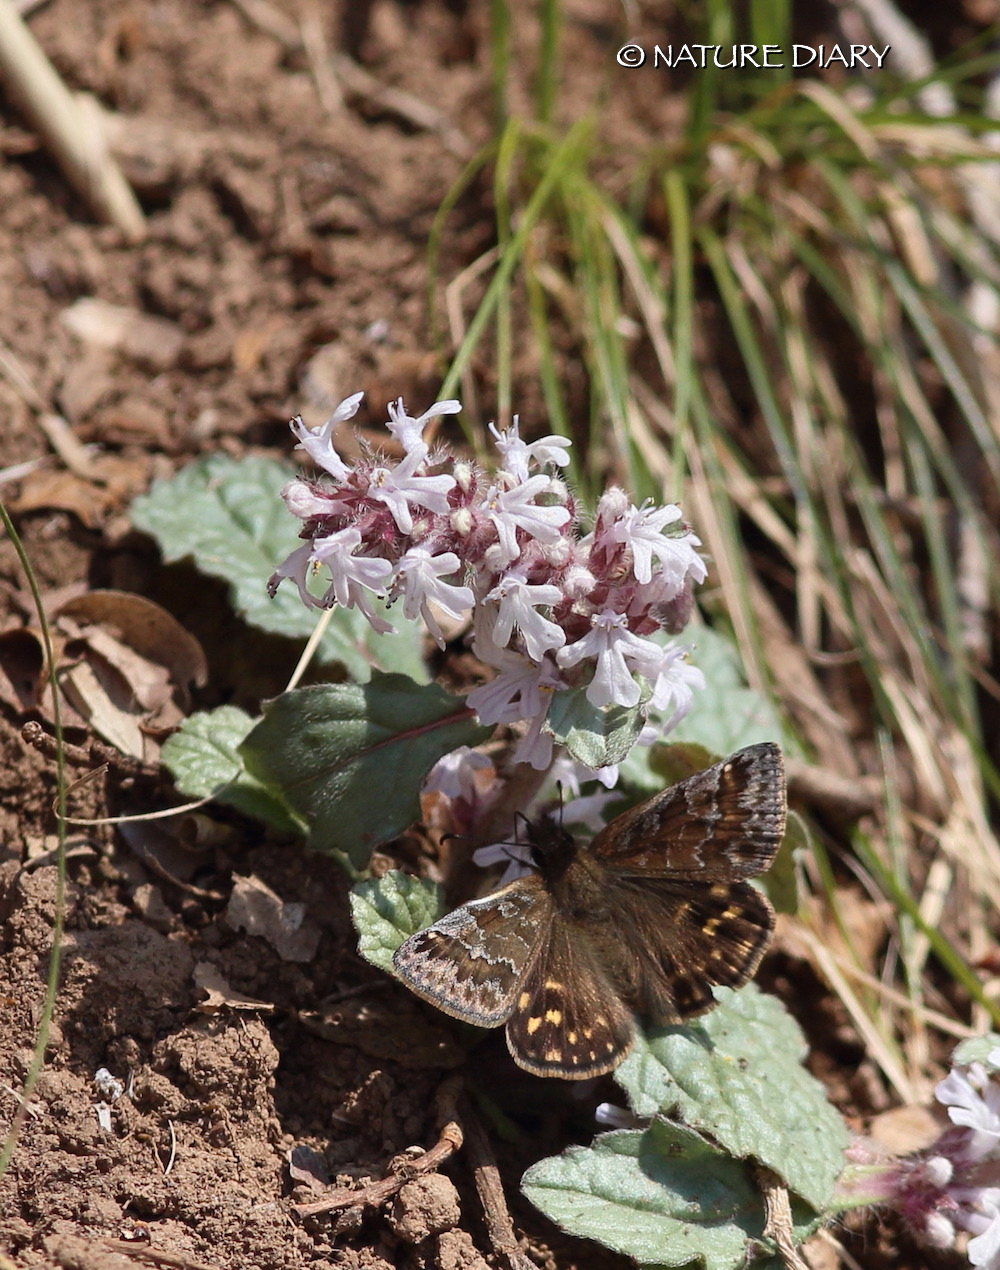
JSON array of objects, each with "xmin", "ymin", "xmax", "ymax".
[{"xmin": 392, "ymin": 742, "xmax": 785, "ymax": 1079}]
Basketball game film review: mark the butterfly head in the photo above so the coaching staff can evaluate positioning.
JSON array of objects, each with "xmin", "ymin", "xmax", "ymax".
[{"xmin": 523, "ymin": 812, "xmax": 579, "ymax": 874}]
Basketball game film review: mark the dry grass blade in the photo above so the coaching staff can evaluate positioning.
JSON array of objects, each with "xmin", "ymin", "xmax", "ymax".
[{"xmin": 0, "ymin": 0, "xmax": 144, "ymax": 240}]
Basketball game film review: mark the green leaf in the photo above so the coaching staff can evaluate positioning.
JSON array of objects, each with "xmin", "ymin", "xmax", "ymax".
[
  {"xmin": 952, "ymin": 1033, "xmax": 1000, "ymax": 1070},
  {"xmin": 523, "ymin": 1121, "xmax": 771, "ymax": 1270},
  {"xmin": 648, "ymin": 741, "xmax": 719, "ymax": 786},
  {"xmin": 670, "ymin": 627, "xmax": 784, "ymax": 754},
  {"xmin": 546, "ymin": 687, "xmax": 646, "ymax": 768},
  {"xmin": 161, "ymin": 705, "xmax": 305, "ymax": 835},
  {"xmin": 615, "ymin": 985, "xmax": 847, "ymax": 1211},
  {"xmin": 350, "ymin": 872, "xmax": 444, "ymax": 972},
  {"xmin": 239, "ymin": 673, "xmax": 491, "ymax": 868},
  {"xmin": 129, "ymin": 453, "xmax": 427, "ymax": 683}
]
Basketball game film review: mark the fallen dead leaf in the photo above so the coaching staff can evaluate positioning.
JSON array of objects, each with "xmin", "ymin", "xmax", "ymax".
[
  {"xmin": 57, "ymin": 591, "xmax": 208, "ymax": 698},
  {"xmin": 0, "ymin": 626, "xmax": 44, "ymax": 711},
  {"xmin": 61, "ymin": 297, "xmax": 185, "ymax": 371},
  {"xmin": 193, "ymin": 961, "xmax": 276, "ymax": 1014},
  {"xmin": 59, "ymin": 658, "xmax": 148, "ymax": 760},
  {"xmin": 11, "ymin": 468, "xmax": 115, "ymax": 529},
  {"xmin": 225, "ymin": 873, "xmax": 321, "ymax": 963}
]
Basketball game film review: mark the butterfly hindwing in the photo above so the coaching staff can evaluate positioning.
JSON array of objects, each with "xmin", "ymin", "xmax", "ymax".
[
  {"xmin": 588, "ymin": 742, "xmax": 786, "ymax": 880},
  {"xmin": 594, "ymin": 874, "xmax": 776, "ymax": 1025},
  {"xmin": 392, "ymin": 876, "xmax": 550, "ymax": 1026},
  {"xmin": 504, "ymin": 915, "xmax": 635, "ymax": 1079}
]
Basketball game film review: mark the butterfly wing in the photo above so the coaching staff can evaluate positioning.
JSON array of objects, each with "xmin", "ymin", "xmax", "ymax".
[
  {"xmin": 505, "ymin": 914, "xmax": 635, "ymax": 1079},
  {"xmin": 392, "ymin": 876, "xmax": 550, "ymax": 1027},
  {"xmin": 590, "ymin": 873, "xmax": 776, "ymax": 1025},
  {"xmin": 589, "ymin": 742, "xmax": 785, "ymax": 880}
]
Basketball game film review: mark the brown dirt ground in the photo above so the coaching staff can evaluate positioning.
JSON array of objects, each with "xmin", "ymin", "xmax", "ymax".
[{"xmin": 0, "ymin": 2, "xmax": 989, "ymax": 1268}]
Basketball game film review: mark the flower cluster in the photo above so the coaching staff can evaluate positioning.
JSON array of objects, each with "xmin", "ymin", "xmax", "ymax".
[
  {"xmin": 843, "ymin": 1053, "xmax": 1000, "ymax": 1267},
  {"xmin": 270, "ymin": 392, "xmax": 706, "ymax": 771}
]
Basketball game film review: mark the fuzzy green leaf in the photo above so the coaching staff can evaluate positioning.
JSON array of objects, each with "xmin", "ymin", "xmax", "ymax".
[
  {"xmin": 350, "ymin": 872, "xmax": 444, "ymax": 972},
  {"xmin": 239, "ymin": 673, "xmax": 490, "ymax": 868},
  {"xmin": 546, "ymin": 687, "xmax": 646, "ymax": 768},
  {"xmin": 523, "ymin": 1120, "xmax": 800, "ymax": 1270},
  {"xmin": 161, "ymin": 705, "xmax": 304, "ymax": 834},
  {"xmin": 615, "ymin": 986, "xmax": 847, "ymax": 1211},
  {"xmin": 670, "ymin": 627, "xmax": 783, "ymax": 754},
  {"xmin": 129, "ymin": 453, "xmax": 427, "ymax": 683}
]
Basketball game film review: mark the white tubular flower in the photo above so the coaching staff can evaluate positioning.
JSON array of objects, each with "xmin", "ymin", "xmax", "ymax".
[
  {"xmin": 290, "ymin": 391, "xmax": 364, "ymax": 479},
  {"xmin": 425, "ymin": 747, "xmax": 495, "ymax": 801},
  {"xmin": 489, "ymin": 416, "xmax": 572, "ymax": 483},
  {"xmin": 609, "ymin": 500, "xmax": 707, "ymax": 590},
  {"xmin": 557, "ymin": 609, "xmax": 663, "ymax": 708},
  {"xmin": 395, "ymin": 547, "xmax": 474, "ymax": 647},
  {"xmin": 367, "ymin": 445, "xmax": 456, "ymax": 534},
  {"xmin": 936, "ymin": 1064, "xmax": 1000, "ymax": 1139},
  {"xmin": 633, "ymin": 644, "xmax": 706, "ymax": 728},
  {"xmin": 268, "ymin": 542, "xmax": 319, "ymax": 608},
  {"xmin": 281, "ymin": 479, "xmax": 339, "ymax": 519},
  {"xmin": 485, "ymin": 571, "xmax": 566, "ymax": 662},
  {"xmin": 311, "ymin": 527, "xmax": 394, "ymax": 632},
  {"xmin": 386, "ymin": 397, "xmax": 462, "ymax": 452},
  {"xmin": 484, "ymin": 476, "xmax": 571, "ymax": 564},
  {"xmin": 512, "ymin": 698, "xmax": 555, "ymax": 770},
  {"xmin": 466, "ymin": 652, "xmax": 553, "ymax": 726},
  {"xmin": 968, "ymin": 1194, "xmax": 1000, "ymax": 1269}
]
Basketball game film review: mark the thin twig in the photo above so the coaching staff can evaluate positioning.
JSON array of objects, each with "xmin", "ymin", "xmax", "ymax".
[
  {"xmin": 758, "ymin": 1167, "xmax": 811, "ymax": 1270},
  {"xmin": 461, "ymin": 1099, "xmax": 535, "ymax": 1270},
  {"xmin": 293, "ymin": 1075, "xmax": 464, "ymax": 1217},
  {"xmin": 95, "ymin": 1241, "xmax": 220, "ymax": 1270}
]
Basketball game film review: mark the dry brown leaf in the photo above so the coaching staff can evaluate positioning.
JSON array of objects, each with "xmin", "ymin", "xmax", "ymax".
[
  {"xmin": 225, "ymin": 874, "xmax": 321, "ymax": 963},
  {"xmin": 57, "ymin": 591, "xmax": 208, "ymax": 696},
  {"xmin": 11, "ymin": 468, "xmax": 115, "ymax": 529},
  {"xmin": 0, "ymin": 626, "xmax": 44, "ymax": 712},
  {"xmin": 60, "ymin": 297, "xmax": 184, "ymax": 371},
  {"xmin": 192, "ymin": 962, "xmax": 275, "ymax": 1014},
  {"xmin": 59, "ymin": 658, "xmax": 147, "ymax": 760}
]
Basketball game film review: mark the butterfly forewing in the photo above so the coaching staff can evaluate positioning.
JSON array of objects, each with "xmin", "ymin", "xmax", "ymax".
[
  {"xmin": 589, "ymin": 742, "xmax": 785, "ymax": 880},
  {"xmin": 505, "ymin": 916, "xmax": 635, "ymax": 1079},
  {"xmin": 392, "ymin": 877, "xmax": 550, "ymax": 1026}
]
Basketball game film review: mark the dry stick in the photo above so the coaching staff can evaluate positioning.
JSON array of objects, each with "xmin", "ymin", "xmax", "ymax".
[
  {"xmin": 0, "ymin": 337, "xmax": 101, "ymax": 479},
  {"xmin": 461, "ymin": 1100, "xmax": 535, "ymax": 1270},
  {"xmin": 0, "ymin": 0, "xmax": 145, "ymax": 241},
  {"xmin": 90, "ymin": 1242, "xmax": 220, "ymax": 1270},
  {"xmin": 784, "ymin": 757, "xmax": 879, "ymax": 823},
  {"xmin": 469, "ymin": 758, "xmax": 551, "ymax": 850},
  {"xmin": 22, "ymin": 720, "xmax": 160, "ymax": 778},
  {"xmin": 757, "ymin": 1167, "xmax": 812, "ymax": 1270},
  {"xmin": 293, "ymin": 1075, "xmax": 464, "ymax": 1217}
]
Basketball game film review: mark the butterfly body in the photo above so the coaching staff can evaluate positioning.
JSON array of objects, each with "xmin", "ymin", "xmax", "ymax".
[{"xmin": 392, "ymin": 742, "xmax": 786, "ymax": 1079}]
